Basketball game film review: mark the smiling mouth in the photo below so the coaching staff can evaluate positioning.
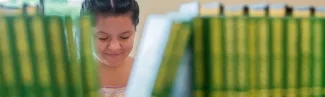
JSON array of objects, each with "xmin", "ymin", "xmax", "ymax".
[{"xmin": 105, "ymin": 52, "xmax": 123, "ymax": 57}]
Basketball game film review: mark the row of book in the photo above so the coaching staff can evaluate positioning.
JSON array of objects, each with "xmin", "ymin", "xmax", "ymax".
[
  {"xmin": 195, "ymin": 3, "xmax": 325, "ymax": 97},
  {"xmin": 0, "ymin": 16, "xmax": 100, "ymax": 97},
  {"xmin": 192, "ymin": 16, "xmax": 325, "ymax": 97},
  {"xmin": 125, "ymin": 2, "xmax": 325, "ymax": 97}
]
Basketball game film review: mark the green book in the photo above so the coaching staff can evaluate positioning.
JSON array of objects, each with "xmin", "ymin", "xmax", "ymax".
[
  {"xmin": 208, "ymin": 17, "xmax": 224, "ymax": 97},
  {"xmin": 6, "ymin": 16, "xmax": 26, "ymax": 97},
  {"xmin": 200, "ymin": 17, "xmax": 211, "ymax": 97},
  {"xmin": 237, "ymin": 17, "xmax": 249, "ymax": 97},
  {"xmin": 256, "ymin": 17, "xmax": 271, "ymax": 97},
  {"xmin": 58, "ymin": 16, "xmax": 75, "ymax": 97},
  {"xmin": 42, "ymin": 16, "xmax": 60, "ymax": 97},
  {"xmin": 79, "ymin": 16, "xmax": 100, "ymax": 97},
  {"xmin": 164, "ymin": 22, "xmax": 192, "ymax": 96},
  {"xmin": 192, "ymin": 17, "xmax": 207, "ymax": 97},
  {"xmin": 13, "ymin": 16, "xmax": 37, "ymax": 97},
  {"xmin": 25, "ymin": 16, "xmax": 42, "ymax": 97},
  {"xmin": 0, "ymin": 16, "xmax": 3, "ymax": 97},
  {"xmin": 280, "ymin": 17, "xmax": 287, "ymax": 97},
  {"xmin": 271, "ymin": 18, "xmax": 284, "ymax": 97},
  {"xmin": 315, "ymin": 18, "xmax": 325, "ymax": 97},
  {"xmin": 201, "ymin": 17, "xmax": 213, "ymax": 97},
  {"xmin": 64, "ymin": 16, "xmax": 84, "ymax": 97},
  {"xmin": 0, "ymin": 16, "xmax": 5, "ymax": 97},
  {"xmin": 30, "ymin": 16, "xmax": 54, "ymax": 97},
  {"xmin": 0, "ymin": 43, "xmax": 4, "ymax": 97},
  {"xmin": 225, "ymin": 17, "xmax": 236, "ymax": 97},
  {"xmin": 300, "ymin": 18, "xmax": 312, "ymax": 97},
  {"xmin": 311, "ymin": 17, "xmax": 323, "ymax": 97},
  {"xmin": 0, "ymin": 16, "xmax": 14, "ymax": 97},
  {"xmin": 248, "ymin": 17, "xmax": 258, "ymax": 97},
  {"xmin": 46, "ymin": 16, "xmax": 69, "ymax": 97},
  {"xmin": 152, "ymin": 22, "xmax": 181, "ymax": 97},
  {"xmin": 285, "ymin": 17, "xmax": 299, "ymax": 97}
]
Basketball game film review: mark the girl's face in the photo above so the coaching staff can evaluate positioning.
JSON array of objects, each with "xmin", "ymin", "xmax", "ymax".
[{"xmin": 95, "ymin": 15, "xmax": 135, "ymax": 66}]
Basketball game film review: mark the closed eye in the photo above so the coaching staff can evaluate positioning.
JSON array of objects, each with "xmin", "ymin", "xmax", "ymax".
[
  {"xmin": 120, "ymin": 36, "xmax": 129, "ymax": 39},
  {"xmin": 98, "ymin": 37, "xmax": 108, "ymax": 40},
  {"xmin": 96, "ymin": 31, "xmax": 109, "ymax": 40}
]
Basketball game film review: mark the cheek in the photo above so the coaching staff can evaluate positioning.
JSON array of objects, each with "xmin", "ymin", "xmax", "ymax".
[
  {"xmin": 122, "ymin": 39, "xmax": 134, "ymax": 52},
  {"xmin": 96, "ymin": 40, "xmax": 107, "ymax": 52}
]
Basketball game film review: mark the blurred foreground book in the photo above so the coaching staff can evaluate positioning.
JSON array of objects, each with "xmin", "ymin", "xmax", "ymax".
[
  {"xmin": 0, "ymin": 15, "xmax": 100, "ymax": 97},
  {"xmin": 126, "ymin": 2, "xmax": 325, "ymax": 97}
]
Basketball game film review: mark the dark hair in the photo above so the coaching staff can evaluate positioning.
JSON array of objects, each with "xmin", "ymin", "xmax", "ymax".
[{"xmin": 81, "ymin": 0, "xmax": 139, "ymax": 27}]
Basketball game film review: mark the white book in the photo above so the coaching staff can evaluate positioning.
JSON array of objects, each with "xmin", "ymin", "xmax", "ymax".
[
  {"xmin": 126, "ymin": 3, "xmax": 198, "ymax": 96},
  {"xmin": 125, "ymin": 15, "xmax": 174, "ymax": 97}
]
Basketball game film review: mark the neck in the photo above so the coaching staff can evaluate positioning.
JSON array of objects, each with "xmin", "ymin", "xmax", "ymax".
[{"xmin": 99, "ymin": 59, "xmax": 131, "ymax": 88}]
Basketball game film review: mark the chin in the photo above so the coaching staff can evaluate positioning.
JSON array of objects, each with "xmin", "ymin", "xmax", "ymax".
[
  {"xmin": 101, "ymin": 58, "xmax": 125, "ymax": 67},
  {"xmin": 101, "ymin": 63, "xmax": 120, "ymax": 67}
]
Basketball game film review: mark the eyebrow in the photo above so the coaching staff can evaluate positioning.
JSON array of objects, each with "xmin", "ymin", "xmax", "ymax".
[
  {"xmin": 96, "ymin": 31, "xmax": 133, "ymax": 35},
  {"xmin": 121, "ymin": 31, "xmax": 132, "ymax": 34},
  {"xmin": 96, "ymin": 31, "xmax": 108, "ymax": 34}
]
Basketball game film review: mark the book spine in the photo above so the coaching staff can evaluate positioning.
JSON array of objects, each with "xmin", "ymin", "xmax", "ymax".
[
  {"xmin": 248, "ymin": 17, "xmax": 258, "ymax": 97},
  {"xmin": 64, "ymin": 16, "xmax": 83, "ymax": 97},
  {"xmin": 311, "ymin": 17, "xmax": 323, "ymax": 97},
  {"xmin": 208, "ymin": 17, "xmax": 224, "ymax": 97},
  {"xmin": 192, "ymin": 17, "xmax": 207, "ymax": 97},
  {"xmin": 166, "ymin": 23, "xmax": 192, "ymax": 96},
  {"xmin": 31, "ymin": 16, "xmax": 54, "ymax": 97},
  {"xmin": 0, "ymin": 16, "xmax": 17, "ymax": 97},
  {"xmin": 79, "ymin": 16, "xmax": 100, "ymax": 97},
  {"xmin": 225, "ymin": 17, "xmax": 236, "ymax": 97},
  {"xmin": 24, "ymin": 16, "xmax": 40, "ymax": 97},
  {"xmin": 6, "ymin": 16, "xmax": 25, "ymax": 97},
  {"xmin": 271, "ymin": 18, "xmax": 284, "ymax": 97},
  {"xmin": 202, "ymin": 18, "xmax": 211, "ymax": 97},
  {"xmin": 0, "ymin": 36, "xmax": 4, "ymax": 97},
  {"xmin": 286, "ymin": 17, "xmax": 299, "ymax": 97},
  {"xmin": 300, "ymin": 18, "xmax": 312, "ymax": 97},
  {"xmin": 233, "ymin": 17, "xmax": 239, "ymax": 97},
  {"xmin": 152, "ymin": 23, "xmax": 181, "ymax": 97},
  {"xmin": 297, "ymin": 17, "xmax": 303, "ymax": 97},
  {"xmin": 43, "ymin": 16, "xmax": 60, "ymax": 97},
  {"xmin": 282, "ymin": 17, "xmax": 288, "ymax": 97},
  {"xmin": 321, "ymin": 18, "xmax": 325, "ymax": 97},
  {"xmin": 238, "ymin": 17, "xmax": 249, "ymax": 97},
  {"xmin": 0, "ymin": 17, "xmax": 5, "ymax": 97},
  {"xmin": 59, "ymin": 17, "xmax": 75, "ymax": 97},
  {"xmin": 47, "ymin": 16, "xmax": 69, "ymax": 97},
  {"xmin": 257, "ymin": 18, "xmax": 271, "ymax": 97}
]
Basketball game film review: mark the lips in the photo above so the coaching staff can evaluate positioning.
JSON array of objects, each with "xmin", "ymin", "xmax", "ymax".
[{"xmin": 105, "ymin": 52, "xmax": 123, "ymax": 57}]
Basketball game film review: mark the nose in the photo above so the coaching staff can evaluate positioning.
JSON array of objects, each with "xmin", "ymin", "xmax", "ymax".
[{"xmin": 108, "ymin": 39, "xmax": 121, "ymax": 51}]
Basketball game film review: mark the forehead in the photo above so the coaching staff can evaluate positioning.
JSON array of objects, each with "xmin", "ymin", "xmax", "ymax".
[{"xmin": 95, "ymin": 15, "xmax": 134, "ymax": 34}]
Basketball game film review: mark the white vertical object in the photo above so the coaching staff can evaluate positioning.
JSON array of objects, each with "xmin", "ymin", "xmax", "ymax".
[{"xmin": 125, "ymin": 15, "xmax": 173, "ymax": 97}]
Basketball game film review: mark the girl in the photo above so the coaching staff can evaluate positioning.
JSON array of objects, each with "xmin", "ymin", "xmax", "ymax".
[{"xmin": 81, "ymin": 0, "xmax": 139, "ymax": 96}]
